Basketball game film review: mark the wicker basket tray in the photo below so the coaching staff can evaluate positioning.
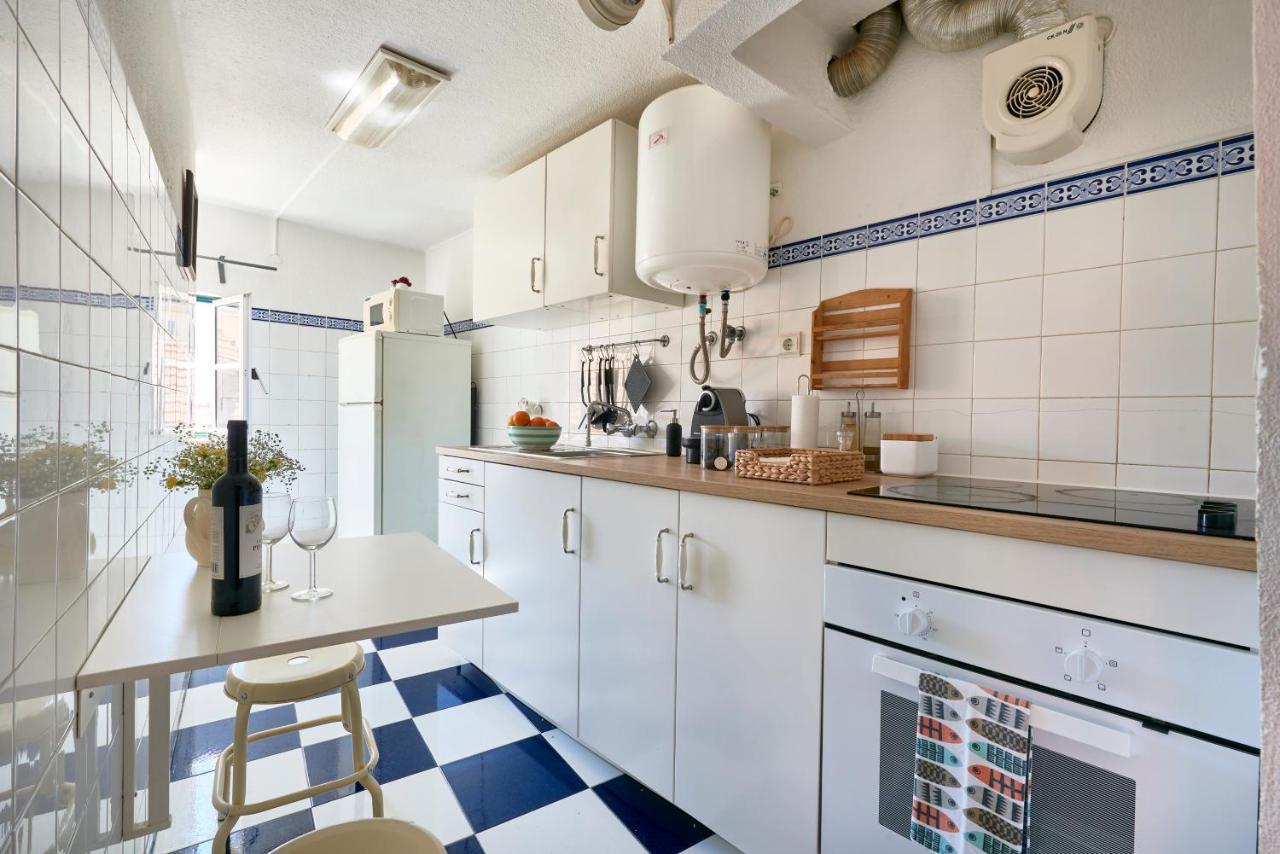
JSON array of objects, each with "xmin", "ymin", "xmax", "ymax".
[{"xmin": 734, "ymin": 448, "xmax": 865, "ymax": 485}]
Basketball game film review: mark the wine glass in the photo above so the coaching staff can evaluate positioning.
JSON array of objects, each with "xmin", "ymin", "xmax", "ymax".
[
  {"xmin": 260, "ymin": 493, "xmax": 293, "ymax": 592},
  {"xmin": 289, "ymin": 497, "xmax": 337, "ymax": 602}
]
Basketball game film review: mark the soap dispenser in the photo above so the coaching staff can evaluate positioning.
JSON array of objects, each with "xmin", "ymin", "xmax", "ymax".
[{"xmin": 662, "ymin": 409, "xmax": 682, "ymax": 457}]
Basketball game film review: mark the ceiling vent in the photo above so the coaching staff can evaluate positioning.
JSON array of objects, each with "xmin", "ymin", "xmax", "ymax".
[{"xmin": 981, "ymin": 15, "xmax": 1104, "ymax": 164}]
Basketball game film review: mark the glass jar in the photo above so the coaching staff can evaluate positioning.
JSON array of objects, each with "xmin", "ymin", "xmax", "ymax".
[
  {"xmin": 748, "ymin": 424, "xmax": 790, "ymax": 449},
  {"xmin": 701, "ymin": 426, "xmax": 734, "ymax": 471}
]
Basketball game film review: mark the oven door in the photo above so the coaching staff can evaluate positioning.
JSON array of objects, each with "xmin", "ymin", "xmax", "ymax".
[{"xmin": 821, "ymin": 628, "xmax": 1259, "ymax": 854}]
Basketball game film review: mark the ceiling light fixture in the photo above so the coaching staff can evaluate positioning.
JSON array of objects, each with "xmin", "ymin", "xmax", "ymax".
[
  {"xmin": 326, "ymin": 46, "xmax": 450, "ymax": 148},
  {"xmin": 578, "ymin": 0, "xmax": 675, "ymax": 43}
]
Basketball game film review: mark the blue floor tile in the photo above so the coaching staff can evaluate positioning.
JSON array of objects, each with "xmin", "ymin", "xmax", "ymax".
[
  {"xmin": 304, "ymin": 718, "xmax": 436, "ymax": 807},
  {"xmin": 188, "ymin": 664, "xmax": 231, "ymax": 689},
  {"xmin": 442, "ymin": 735, "xmax": 587, "ymax": 833},
  {"xmin": 373, "ymin": 627, "xmax": 438, "ymax": 649},
  {"xmin": 505, "ymin": 693, "xmax": 556, "ymax": 733},
  {"xmin": 317, "ymin": 652, "xmax": 394, "ymax": 696},
  {"xmin": 594, "ymin": 775, "xmax": 714, "ymax": 854},
  {"xmin": 446, "ymin": 837, "xmax": 486, "ymax": 854},
  {"xmin": 394, "ymin": 664, "xmax": 501, "ymax": 716},
  {"xmin": 170, "ymin": 808, "xmax": 315, "ymax": 854},
  {"xmin": 171, "ymin": 705, "xmax": 300, "ymax": 781}
]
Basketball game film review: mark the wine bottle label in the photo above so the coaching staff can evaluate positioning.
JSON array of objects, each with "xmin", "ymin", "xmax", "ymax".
[{"xmin": 210, "ymin": 504, "xmax": 263, "ymax": 581}]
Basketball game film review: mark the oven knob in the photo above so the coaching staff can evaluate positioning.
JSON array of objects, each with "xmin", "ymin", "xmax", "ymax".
[
  {"xmin": 896, "ymin": 607, "xmax": 932, "ymax": 638},
  {"xmin": 1063, "ymin": 648, "xmax": 1105, "ymax": 684}
]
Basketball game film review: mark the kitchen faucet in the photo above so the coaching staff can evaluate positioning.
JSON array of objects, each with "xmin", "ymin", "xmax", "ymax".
[{"xmin": 582, "ymin": 401, "xmax": 658, "ymax": 447}]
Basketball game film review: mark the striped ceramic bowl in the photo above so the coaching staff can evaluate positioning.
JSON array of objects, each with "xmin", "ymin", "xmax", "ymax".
[{"xmin": 507, "ymin": 425, "xmax": 562, "ymax": 450}]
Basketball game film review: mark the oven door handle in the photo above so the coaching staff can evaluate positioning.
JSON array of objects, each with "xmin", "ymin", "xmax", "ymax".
[{"xmin": 871, "ymin": 654, "xmax": 1133, "ymax": 758}]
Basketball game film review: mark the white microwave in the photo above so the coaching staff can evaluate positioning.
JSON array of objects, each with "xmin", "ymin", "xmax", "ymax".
[{"xmin": 362, "ymin": 287, "xmax": 443, "ymax": 335}]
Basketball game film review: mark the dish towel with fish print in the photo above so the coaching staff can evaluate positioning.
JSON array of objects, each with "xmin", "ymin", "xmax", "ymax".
[{"xmin": 911, "ymin": 671, "xmax": 1031, "ymax": 854}]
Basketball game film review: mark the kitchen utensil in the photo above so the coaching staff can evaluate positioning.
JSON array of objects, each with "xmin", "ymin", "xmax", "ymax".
[
  {"xmin": 880, "ymin": 432, "xmax": 938, "ymax": 477},
  {"xmin": 734, "ymin": 448, "xmax": 865, "ymax": 485},
  {"xmin": 790, "ymin": 374, "xmax": 819, "ymax": 449},
  {"xmin": 289, "ymin": 497, "xmax": 338, "ymax": 602},
  {"xmin": 684, "ymin": 386, "xmax": 750, "ymax": 464},
  {"xmin": 809, "ymin": 288, "xmax": 913, "ymax": 389},
  {"xmin": 624, "ymin": 353, "xmax": 653, "ymax": 411}
]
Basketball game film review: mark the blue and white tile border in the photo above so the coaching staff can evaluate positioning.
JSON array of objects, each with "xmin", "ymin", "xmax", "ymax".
[
  {"xmin": 249, "ymin": 307, "xmax": 493, "ymax": 338},
  {"xmin": 768, "ymin": 132, "xmax": 1255, "ymax": 269}
]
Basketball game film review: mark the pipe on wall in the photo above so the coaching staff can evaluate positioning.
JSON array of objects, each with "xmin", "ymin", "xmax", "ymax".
[
  {"xmin": 827, "ymin": 2, "xmax": 904, "ymax": 97},
  {"xmin": 900, "ymin": 0, "xmax": 1069, "ymax": 52}
]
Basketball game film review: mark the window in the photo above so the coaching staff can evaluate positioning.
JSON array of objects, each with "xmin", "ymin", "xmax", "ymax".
[{"xmin": 169, "ymin": 292, "xmax": 252, "ymax": 432}]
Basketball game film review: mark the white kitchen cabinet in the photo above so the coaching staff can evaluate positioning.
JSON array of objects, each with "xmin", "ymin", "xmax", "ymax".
[
  {"xmin": 436, "ymin": 501, "xmax": 485, "ymax": 667},
  {"xmin": 482, "ymin": 464, "xmax": 582, "ymax": 733},
  {"xmin": 578, "ymin": 479, "xmax": 679, "ymax": 798},
  {"xmin": 472, "ymin": 119, "xmax": 681, "ymax": 327},
  {"xmin": 674, "ymin": 493, "xmax": 825, "ymax": 854},
  {"xmin": 472, "ymin": 155, "xmax": 546, "ymax": 322}
]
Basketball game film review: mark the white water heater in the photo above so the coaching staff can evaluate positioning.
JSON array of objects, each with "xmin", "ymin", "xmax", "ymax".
[{"xmin": 635, "ymin": 84, "xmax": 771, "ymax": 294}]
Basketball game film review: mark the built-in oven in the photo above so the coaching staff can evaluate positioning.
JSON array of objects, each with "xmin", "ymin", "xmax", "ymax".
[{"xmin": 821, "ymin": 564, "xmax": 1260, "ymax": 854}]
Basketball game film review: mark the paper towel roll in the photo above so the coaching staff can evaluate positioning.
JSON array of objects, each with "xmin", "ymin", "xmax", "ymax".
[{"xmin": 790, "ymin": 393, "xmax": 819, "ymax": 449}]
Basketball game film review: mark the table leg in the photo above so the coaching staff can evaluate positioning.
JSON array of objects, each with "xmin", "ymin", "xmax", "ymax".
[{"xmin": 119, "ymin": 675, "xmax": 174, "ymax": 840}]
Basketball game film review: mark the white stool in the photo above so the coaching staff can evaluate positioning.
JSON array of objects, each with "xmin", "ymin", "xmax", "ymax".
[
  {"xmin": 273, "ymin": 818, "xmax": 446, "ymax": 853},
  {"xmin": 212, "ymin": 643, "xmax": 384, "ymax": 850}
]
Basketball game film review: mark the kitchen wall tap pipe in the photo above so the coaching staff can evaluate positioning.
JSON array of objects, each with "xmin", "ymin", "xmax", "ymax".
[
  {"xmin": 690, "ymin": 295, "xmax": 711, "ymax": 384},
  {"xmin": 717, "ymin": 290, "xmax": 746, "ymax": 358},
  {"xmin": 900, "ymin": 0, "xmax": 1069, "ymax": 52},
  {"xmin": 827, "ymin": 2, "xmax": 903, "ymax": 97}
]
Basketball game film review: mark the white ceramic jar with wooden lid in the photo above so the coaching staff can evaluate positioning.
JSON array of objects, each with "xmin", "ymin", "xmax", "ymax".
[{"xmin": 880, "ymin": 433, "xmax": 939, "ymax": 477}]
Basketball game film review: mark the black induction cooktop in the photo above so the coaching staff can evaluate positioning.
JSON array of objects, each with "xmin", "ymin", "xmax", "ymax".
[{"xmin": 849, "ymin": 476, "xmax": 1255, "ymax": 539}]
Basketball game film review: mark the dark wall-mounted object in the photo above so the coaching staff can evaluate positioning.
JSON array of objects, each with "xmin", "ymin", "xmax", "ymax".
[{"xmin": 178, "ymin": 169, "xmax": 199, "ymax": 281}]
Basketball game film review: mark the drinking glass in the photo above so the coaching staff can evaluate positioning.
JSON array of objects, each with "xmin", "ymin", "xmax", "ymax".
[
  {"xmin": 260, "ymin": 493, "xmax": 293, "ymax": 592},
  {"xmin": 289, "ymin": 497, "xmax": 338, "ymax": 602}
]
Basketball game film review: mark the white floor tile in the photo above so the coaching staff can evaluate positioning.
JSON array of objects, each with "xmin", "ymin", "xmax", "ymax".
[
  {"xmin": 375, "ymin": 640, "xmax": 468, "ymax": 681},
  {"xmin": 294, "ymin": 681, "xmax": 410, "ymax": 745},
  {"xmin": 477, "ymin": 789, "xmax": 646, "ymax": 854},
  {"xmin": 415, "ymin": 694, "xmax": 539, "ymax": 766},
  {"xmin": 542, "ymin": 730, "xmax": 622, "ymax": 787},
  {"xmin": 683, "ymin": 836, "xmax": 745, "ymax": 853},
  {"xmin": 176, "ymin": 682, "xmax": 237, "ymax": 730},
  {"xmin": 310, "ymin": 768, "xmax": 473, "ymax": 845}
]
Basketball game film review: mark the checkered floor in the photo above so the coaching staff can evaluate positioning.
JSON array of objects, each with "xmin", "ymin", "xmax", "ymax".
[{"xmin": 156, "ymin": 629, "xmax": 739, "ymax": 854}]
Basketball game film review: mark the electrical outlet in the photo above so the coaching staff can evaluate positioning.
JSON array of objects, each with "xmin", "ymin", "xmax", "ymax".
[{"xmin": 779, "ymin": 330, "xmax": 802, "ymax": 355}]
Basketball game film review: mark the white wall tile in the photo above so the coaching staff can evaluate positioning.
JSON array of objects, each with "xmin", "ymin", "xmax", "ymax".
[
  {"xmin": 976, "ymin": 216, "xmax": 1043, "ymax": 283},
  {"xmin": 974, "ymin": 276, "xmax": 1041, "ymax": 341},
  {"xmin": 744, "ymin": 267, "xmax": 781, "ymax": 315},
  {"xmin": 915, "ymin": 286, "xmax": 974, "ymax": 346},
  {"xmin": 1116, "ymin": 464, "xmax": 1207, "ymax": 494},
  {"xmin": 740, "ymin": 357, "xmax": 778, "ymax": 401},
  {"xmin": 913, "ymin": 399, "xmax": 971, "ymax": 454},
  {"xmin": 937, "ymin": 454, "xmax": 970, "ymax": 475},
  {"xmin": 913, "ymin": 342, "xmax": 972, "ymax": 399},
  {"xmin": 778, "ymin": 259, "xmax": 820, "ymax": 311},
  {"xmin": 1117, "ymin": 397, "xmax": 1210, "ymax": 468},
  {"xmin": 916, "ymin": 230, "xmax": 975, "ymax": 291},
  {"xmin": 973, "ymin": 338, "xmax": 1039, "ymax": 398},
  {"xmin": 1208, "ymin": 469, "xmax": 1255, "ymax": 498},
  {"xmin": 1039, "ymin": 398, "xmax": 1117, "ymax": 463},
  {"xmin": 1120, "ymin": 252, "xmax": 1215, "ymax": 329},
  {"xmin": 1041, "ymin": 266, "xmax": 1120, "ymax": 335},
  {"xmin": 1214, "ymin": 247, "xmax": 1258, "ymax": 323},
  {"xmin": 1210, "ymin": 397, "xmax": 1256, "ymax": 471},
  {"xmin": 1212, "ymin": 321, "xmax": 1257, "ymax": 396},
  {"xmin": 1040, "ymin": 332, "xmax": 1120, "ymax": 398},
  {"xmin": 971, "ymin": 456, "xmax": 1037, "ymax": 481},
  {"xmin": 1216, "ymin": 170, "xmax": 1256, "ymax": 250},
  {"xmin": 818, "ymin": 251, "xmax": 865, "ymax": 301},
  {"xmin": 1037, "ymin": 460, "xmax": 1115, "ymax": 487},
  {"xmin": 866, "ymin": 240, "xmax": 916, "ymax": 287},
  {"xmin": 1123, "ymin": 179, "xmax": 1218, "ymax": 262},
  {"xmin": 1119, "ymin": 325, "xmax": 1212, "ymax": 396},
  {"xmin": 971, "ymin": 398, "xmax": 1037, "ymax": 459},
  {"xmin": 1043, "ymin": 197, "xmax": 1123, "ymax": 274}
]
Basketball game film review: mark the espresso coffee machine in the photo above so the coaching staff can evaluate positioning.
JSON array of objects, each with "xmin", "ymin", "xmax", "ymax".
[{"xmin": 683, "ymin": 386, "xmax": 749, "ymax": 464}]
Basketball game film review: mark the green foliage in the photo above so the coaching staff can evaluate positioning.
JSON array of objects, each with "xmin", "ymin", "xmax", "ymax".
[{"xmin": 143, "ymin": 423, "xmax": 304, "ymax": 491}]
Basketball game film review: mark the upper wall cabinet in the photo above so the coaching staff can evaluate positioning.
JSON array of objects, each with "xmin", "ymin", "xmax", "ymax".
[{"xmin": 472, "ymin": 119, "xmax": 683, "ymax": 328}]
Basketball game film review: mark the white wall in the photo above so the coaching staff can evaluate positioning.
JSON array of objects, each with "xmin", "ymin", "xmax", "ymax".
[
  {"xmin": 196, "ymin": 202, "xmax": 425, "ymax": 319},
  {"xmin": 423, "ymin": 228, "xmax": 472, "ymax": 323}
]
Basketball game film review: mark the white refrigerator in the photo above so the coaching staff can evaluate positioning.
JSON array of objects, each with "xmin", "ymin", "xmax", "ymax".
[{"xmin": 337, "ymin": 331, "xmax": 472, "ymax": 541}]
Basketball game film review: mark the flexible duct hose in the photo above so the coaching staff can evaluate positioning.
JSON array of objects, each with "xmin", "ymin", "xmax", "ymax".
[
  {"xmin": 828, "ymin": 3, "xmax": 903, "ymax": 97},
  {"xmin": 690, "ymin": 299, "xmax": 710, "ymax": 384},
  {"xmin": 900, "ymin": 0, "xmax": 1069, "ymax": 52}
]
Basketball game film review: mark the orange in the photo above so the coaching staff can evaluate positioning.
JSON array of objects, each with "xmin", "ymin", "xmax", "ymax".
[
  {"xmin": 545, "ymin": 420, "xmax": 559, "ymax": 428},
  {"xmin": 529, "ymin": 416, "xmax": 547, "ymax": 427},
  {"xmin": 510, "ymin": 410, "xmax": 532, "ymax": 427}
]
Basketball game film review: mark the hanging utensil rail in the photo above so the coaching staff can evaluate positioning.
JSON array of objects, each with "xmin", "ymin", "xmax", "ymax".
[{"xmin": 580, "ymin": 334, "xmax": 670, "ymax": 355}]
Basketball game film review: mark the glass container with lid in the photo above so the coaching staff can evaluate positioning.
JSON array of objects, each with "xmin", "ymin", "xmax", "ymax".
[{"xmin": 701, "ymin": 425, "xmax": 734, "ymax": 471}]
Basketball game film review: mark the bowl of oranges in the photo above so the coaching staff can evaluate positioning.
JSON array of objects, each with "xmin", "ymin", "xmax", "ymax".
[{"xmin": 507, "ymin": 409, "xmax": 561, "ymax": 450}]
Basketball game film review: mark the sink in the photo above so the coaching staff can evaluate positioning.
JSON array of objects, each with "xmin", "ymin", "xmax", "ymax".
[{"xmin": 474, "ymin": 445, "xmax": 661, "ymax": 459}]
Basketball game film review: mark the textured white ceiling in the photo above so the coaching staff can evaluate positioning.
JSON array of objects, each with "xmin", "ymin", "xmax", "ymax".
[{"xmin": 173, "ymin": 0, "xmax": 691, "ymax": 249}]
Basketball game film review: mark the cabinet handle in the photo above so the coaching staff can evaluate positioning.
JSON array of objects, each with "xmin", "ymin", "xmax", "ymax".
[
  {"xmin": 593, "ymin": 235, "xmax": 606, "ymax": 277},
  {"xmin": 678, "ymin": 532, "xmax": 694, "ymax": 590},
  {"xmin": 468, "ymin": 528, "xmax": 481, "ymax": 565},
  {"xmin": 654, "ymin": 527, "xmax": 670, "ymax": 583},
  {"xmin": 445, "ymin": 491, "xmax": 470, "ymax": 500},
  {"xmin": 562, "ymin": 508, "xmax": 576, "ymax": 554},
  {"xmin": 446, "ymin": 465, "xmax": 470, "ymax": 474},
  {"xmin": 530, "ymin": 257, "xmax": 542, "ymax": 293}
]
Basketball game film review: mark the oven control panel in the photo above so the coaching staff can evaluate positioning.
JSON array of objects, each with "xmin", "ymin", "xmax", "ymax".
[{"xmin": 824, "ymin": 562, "xmax": 1259, "ymax": 747}]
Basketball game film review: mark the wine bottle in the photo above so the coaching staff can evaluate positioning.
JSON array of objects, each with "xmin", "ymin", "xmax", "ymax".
[{"xmin": 210, "ymin": 420, "xmax": 263, "ymax": 616}]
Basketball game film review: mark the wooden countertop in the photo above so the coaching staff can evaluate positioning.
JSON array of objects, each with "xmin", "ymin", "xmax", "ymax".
[{"xmin": 439, "ymin": 447, "xmax": 1256, "ymax": 572}]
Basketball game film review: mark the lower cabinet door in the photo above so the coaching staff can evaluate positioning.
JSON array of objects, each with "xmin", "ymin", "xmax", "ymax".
[
  {"xmin": 482, "ymin": 464, "xmax": 582, "ymax": 733},
  {"xmin": 674, "ymin": 492, "xmax": 825, "ymax": 854},
  {"xmin": 436, "ymin": 501, "xmax": 484, "ymax": 667},
  {"xmin": 579, "ymin": 479, "xmax": 679, "ymax": 799}
]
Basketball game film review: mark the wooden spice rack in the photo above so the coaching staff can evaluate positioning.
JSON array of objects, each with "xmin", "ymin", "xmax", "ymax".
[{"xmin": 809, "ymin": 288, "xmax": 912, "ymax": 389}]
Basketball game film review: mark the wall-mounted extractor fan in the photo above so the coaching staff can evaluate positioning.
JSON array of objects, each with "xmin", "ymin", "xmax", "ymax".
[{"xmin": 981, "ymin": 14, "xmax": 1104, "ymax": 164}]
